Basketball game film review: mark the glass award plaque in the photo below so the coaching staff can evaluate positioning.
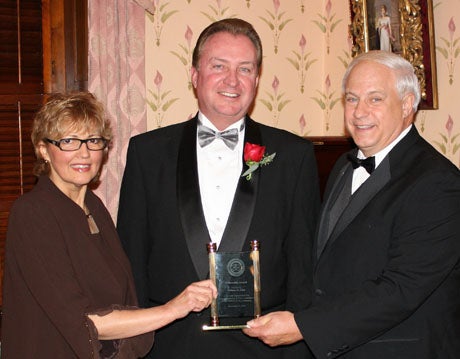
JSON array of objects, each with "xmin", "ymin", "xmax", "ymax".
[{"xmin": 202, "ymin": 240, "xmax": 261, "ymax": 331}]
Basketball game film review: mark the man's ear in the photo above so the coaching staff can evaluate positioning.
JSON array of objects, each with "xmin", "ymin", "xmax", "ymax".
[
  {"xmin": 191, "ymin": 67, "xmax": 198, "ymax": 89},
  {"xmin": 402, "ymin": 93, "xmax": 415, "ymax": 118}
]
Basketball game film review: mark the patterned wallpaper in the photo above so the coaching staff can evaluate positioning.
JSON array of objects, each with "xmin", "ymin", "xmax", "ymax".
[{"xmin": 144, "ymin": 0, "xmax": 460, "ymax": 167}]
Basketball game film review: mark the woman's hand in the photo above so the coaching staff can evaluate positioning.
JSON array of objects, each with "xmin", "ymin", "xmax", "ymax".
[{"xmin": 164, "ymin": 279, "xmax": 217, "ymax": 319}]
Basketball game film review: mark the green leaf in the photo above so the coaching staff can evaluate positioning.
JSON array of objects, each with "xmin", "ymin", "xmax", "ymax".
[
  {"xmin": 313, "ymin": 20, "xmax": 326, "ymax": 33},
  {"xmin": 146, "ymin": 100, "xmax": 157, "ymax": 111},
  {"xmin": 287, "ymin": 58, "xmax": 300, "ymax": 70},
  {"xmin": 148, "ymin": 90, "xmax": 159, "ymax": 101},
  {"xmin": 436, "ymin": 47, "xmax": 448, "ymax": 59},
  {"xmin": 278, "ymin": 100, "xmax": 291, "ymax": 111},
  {"xmin": 330, "ymin": 19, "xmax": 342, "ymax": 33},
  {"xmin": 330, "ymin": 98, "xmax": 341, "ymax": 109},
  {"xmin": 263, "ymin": 152, "xmax": 276, "ymax": 162},
  {"xmin": 279, "ymin": 19, "xmax": 293, "ymax": 31},
  {"xmin": 201, "ymin": 13, "xmax": 216, "ymax": 23},
  {"xmin": 161, "ymin": 10, "xmax": 178, "ymax": 23},
  {"xmin": 305, "ymin": 59, "xmax": 317, "ymax": 71},
  {"xmin": 317, "ymin": 14, "xmax": 327, "ymax": 22},
  {"xmin": 311, "ymin": 97, "xmax": 326, "ymax": 109},
  {"xmin": 259, "ymin": 99, "xmax": 273, "ymax": 111},
  {"xmin": 241, "ymin": 163, "xmax": 259, "ymax": 178},
  {"xmin": 162, "ymin": 98, "xmax": 179, "ymax": 111},
  {"xmin": 170, "ymin": 51, "xmax": 188, "ymax": 66},
  {"xmin": 160, "ymin": 90, "xmax": 172, "ymax": 101},
  {"xmin": 453, "ymin": 143, "xmax": 460, "ymax": 155},
  {"xmin": 454, "ymin": 48, "xmax": 460, "ymax": 58},
  {"xmin": 440, "ymin": 38, "xmax": 450, "ymax": 46},
  {"xmin": 178, "ymin": 44, "xmax": 189, "ymax": 53},
  {"xmin": 439, "ymin": 133, "xmax": 448, "ymax": 143},
  {"xmin": 265, "ymin": 91, "xmax": 275, "ymax": 101}
]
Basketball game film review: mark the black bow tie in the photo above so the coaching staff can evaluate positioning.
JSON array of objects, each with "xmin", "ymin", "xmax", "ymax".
[
  {"xmin": 197, "ymin": 124, "xmax": 239, "ymax": 150},
  {"xmin": 347, "ymin": 154, "xmax": 375, "ymax": 174}
]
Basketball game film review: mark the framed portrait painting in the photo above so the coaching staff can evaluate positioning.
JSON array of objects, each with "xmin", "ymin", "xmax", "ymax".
[{"xmin": 349, "ymin": 0, "xmax": 438, "ymax": 109}]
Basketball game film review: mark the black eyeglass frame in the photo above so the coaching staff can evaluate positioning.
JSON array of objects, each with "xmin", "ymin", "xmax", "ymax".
[{"xmin": 45, "ymin": 138, "xmax": 108, "ymax": 151}]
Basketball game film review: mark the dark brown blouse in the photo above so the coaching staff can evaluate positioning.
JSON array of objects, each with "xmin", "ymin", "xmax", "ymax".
[{"xmin": 2, "ymin": 176, "xmax": 153, "ymax": 358}]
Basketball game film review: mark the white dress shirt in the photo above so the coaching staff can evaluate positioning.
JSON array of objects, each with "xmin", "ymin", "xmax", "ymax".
[
  {"xmin": 196, "ymin": 113, "xmax": 245, "ymax": 248},
  {"xmin": 351, "ymin": 125, "xmax": 412, "ymax": 194}
]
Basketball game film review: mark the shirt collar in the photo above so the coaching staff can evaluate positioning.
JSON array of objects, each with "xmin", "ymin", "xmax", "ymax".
[
  {"xmin": 197, "ymin": 112, "xmax": 245, "ymax": 132},
  {"xmin": 357, "ymin": 124, "xmax": 412, "ymax": 167}
]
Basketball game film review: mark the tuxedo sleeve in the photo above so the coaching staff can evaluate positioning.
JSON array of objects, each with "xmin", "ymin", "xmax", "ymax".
[
  {"xmin": 117, "ymin": 137, "xmax": 152, "ymax": 307},
  {"xmin": 295, "ymin": 170, "xmax": 460, "ymax": 359}
]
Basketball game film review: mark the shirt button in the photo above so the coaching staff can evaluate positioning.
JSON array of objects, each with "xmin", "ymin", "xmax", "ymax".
[
  {"xmin": 315, "ymin": 289, "xmax": 324, "ymax": 296},
  {"xmin": 216, "ymin": 185, "xmax": 221, "ymax": 190}
]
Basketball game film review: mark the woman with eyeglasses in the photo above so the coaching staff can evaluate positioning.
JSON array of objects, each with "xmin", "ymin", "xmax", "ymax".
[{"xmin": 2, "ymin": 92, "xmax": 217, "ymax": 358}]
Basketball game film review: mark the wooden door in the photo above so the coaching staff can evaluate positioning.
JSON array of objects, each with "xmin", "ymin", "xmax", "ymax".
[
  {"xmin": 0, "ymin": 0, "xmax": 88, "ymax": 307},
  {"xmin": 0, "ymin": 0, "xmax": 44, "ymax": 305}
]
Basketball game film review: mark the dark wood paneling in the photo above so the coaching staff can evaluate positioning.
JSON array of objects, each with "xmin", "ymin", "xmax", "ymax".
[
  {"xmin": 306, "ymin": 136, "xmax": 356, "ymax": 198},
  {"xmin": 0, "ymin": 0, "xmax": 89, "ymax": 309},
  {"xmin": 0, "ymin": 0, "xmax": 44, "ymax": 306}
]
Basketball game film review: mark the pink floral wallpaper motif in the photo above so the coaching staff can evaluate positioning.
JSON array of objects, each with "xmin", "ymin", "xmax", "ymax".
[
  {"xmin": 312, "ymin": 75, "xmax": 341, "ymax": 132},
  {"xmin": 147, "ymin": 70, "xmax": 179, "ymax": 128},
  {"xmin": 170, "ymin": 26, "xmax": 194, "ymax": 91},
  {"xmin": 202, "ymin": 0, "xmax": 237, "ymax": 21},
  {"xmin": 434, "ymin": 115, "xmax": 460, "ymax": 165},
  {"xmin": 259, "ymin": 0, "xmax": 293, "ymax": 54},
  {"xmin": 313, "ymin": 0, "xmax": 342, "ymax": 54},
  {"xmin": 436, "ymin": 17, "xmax": 459, "ymax": 85},
  {"xmin": 148, "ymin": 1, "xmax": 178, "ymax": 46},
  {"xmin": 259, "ymin": 76, "xmax": 291, "ymax": 127},
  {"xmin": 286, "ymin": 34, "xmax": 318, "ymax": 94}
]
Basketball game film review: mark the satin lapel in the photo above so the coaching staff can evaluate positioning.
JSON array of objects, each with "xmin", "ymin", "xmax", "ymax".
[
  {"xmin": 315, "ymin": 162, "xmax": 352, "ymax": 259},
  {"xmin": 327, "ymin": 156, "xmax": 391, "ymax": 248},
  {"xmin": 177, "ymin": 117, "xmax": 212, "ymax": 280},
  {"xmin": 218, "ymin": 118, "xmax": 261, "ymax": 253}
]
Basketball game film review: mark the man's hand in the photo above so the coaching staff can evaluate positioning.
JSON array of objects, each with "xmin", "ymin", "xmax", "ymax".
[{"xmin": 242, "ymin": 311, "xmax": 303, "ymax": 346}]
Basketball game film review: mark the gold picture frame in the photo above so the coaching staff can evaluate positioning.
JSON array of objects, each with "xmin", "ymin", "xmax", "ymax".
[{"xmin": 349, "ymin": 0, "xmax": 438, "ymax": 109}]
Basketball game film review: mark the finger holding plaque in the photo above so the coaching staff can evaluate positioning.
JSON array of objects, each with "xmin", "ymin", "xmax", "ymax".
[{"xmin": 203, "ymin": 240, "xmax": 261, "ymax": 331}]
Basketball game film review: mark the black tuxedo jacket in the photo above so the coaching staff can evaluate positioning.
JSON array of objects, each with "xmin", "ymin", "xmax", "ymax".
[
  {"xmin": 117, "ymin": 115, "xmax": 320, "ymax": 359},
  {"xmin": 295, "ymin": 126, "xmax": 460, "ymax": 359}
]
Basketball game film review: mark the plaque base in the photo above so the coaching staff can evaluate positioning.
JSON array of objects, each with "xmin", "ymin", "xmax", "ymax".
[{"xmin": 202, "ymin": 324, "xmax": 249, "ymax": 331}]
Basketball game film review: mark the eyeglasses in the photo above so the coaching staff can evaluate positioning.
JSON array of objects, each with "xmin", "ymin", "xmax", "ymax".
[{"xmin": 46, "ymin": 138, "xmax": 108, "ymax": 151}]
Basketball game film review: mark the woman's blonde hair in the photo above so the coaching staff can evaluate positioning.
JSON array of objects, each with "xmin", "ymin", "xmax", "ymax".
[{"xmin": 31, "ymin": 92, "xmax": 113, "ymax": 176}]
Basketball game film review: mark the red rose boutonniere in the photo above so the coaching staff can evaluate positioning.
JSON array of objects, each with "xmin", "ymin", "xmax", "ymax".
[{"xmin": 241, "ymin": 142, "xmax": 276, "ymax": 180}]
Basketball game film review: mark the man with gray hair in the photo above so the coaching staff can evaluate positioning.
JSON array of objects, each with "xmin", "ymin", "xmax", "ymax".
[{"xmin": 244, "ymin": 50, "xmax": 460, "ymax": 359}]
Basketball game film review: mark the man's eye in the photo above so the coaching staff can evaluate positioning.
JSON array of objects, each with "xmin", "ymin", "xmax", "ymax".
[
  {"xmin": 370, "ymin": 97, "xmax": 383, "ymax": 103},
  {"xmin": 345, "ymin": 96, "xmax": 358, "ymax": 103}
]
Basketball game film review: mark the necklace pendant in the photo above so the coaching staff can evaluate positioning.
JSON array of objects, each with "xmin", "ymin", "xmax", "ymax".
[{"xmin": 86, "ymin": 213, "xmax": 100, "ymax": 234}]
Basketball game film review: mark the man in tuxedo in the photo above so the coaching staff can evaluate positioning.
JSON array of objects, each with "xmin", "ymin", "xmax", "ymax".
[
  {"xmin": 117, "ymin": 18, "xmax": 320, "ymax": 358},
  {"xmin": 244, "ymin": 50, "xmax": 460, "ymax": 358}
]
